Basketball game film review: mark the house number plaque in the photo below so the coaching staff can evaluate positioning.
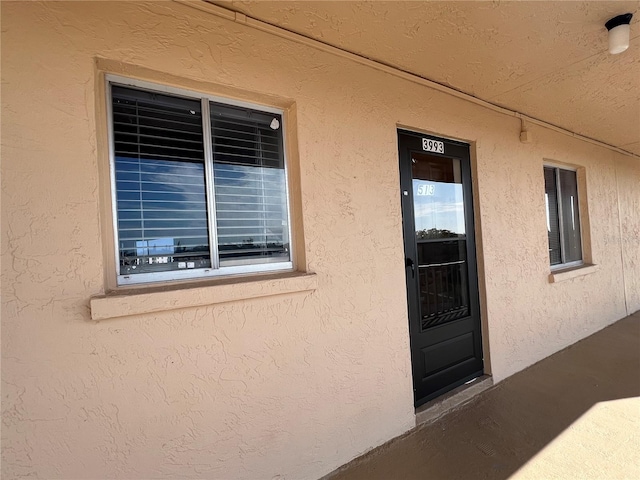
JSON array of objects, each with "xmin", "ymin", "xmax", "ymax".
[{"xmin": 422, "ymin": 138, "xmax": 445, "ymax": 154}]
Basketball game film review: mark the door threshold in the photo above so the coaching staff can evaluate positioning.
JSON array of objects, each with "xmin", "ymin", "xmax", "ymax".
[{"xmin": 415, "ymin": 375, "xmax": 493, "ymax": 427}]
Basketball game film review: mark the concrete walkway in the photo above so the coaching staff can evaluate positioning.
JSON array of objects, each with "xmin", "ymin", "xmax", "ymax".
[{"xmin": 329, "ymin": 312, "xmax": 640, "ymax": 480}]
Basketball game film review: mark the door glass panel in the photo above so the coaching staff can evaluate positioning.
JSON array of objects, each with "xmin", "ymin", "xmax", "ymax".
[
  {"xmin": 412, "ymin": 153, "xmax": 470, "ymax": 330},
  {"xmin": 412, "ymin": 153, "xmax": 466, "ymax": 239}
]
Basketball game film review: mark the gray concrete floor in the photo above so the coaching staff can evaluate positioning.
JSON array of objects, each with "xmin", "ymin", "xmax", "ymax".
[{"xmin": 329, "ymin": 312, "xmax": 640, "ymax": 480}]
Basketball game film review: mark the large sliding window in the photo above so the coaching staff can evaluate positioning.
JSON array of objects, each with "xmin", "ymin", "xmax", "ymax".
[
  {"xmin": 109, "ymin": 78, "xmax": 292, "ymax": 285},
  {"xmin": 544, "ymin": 165, "xmax": 582, "ymax": 268}
]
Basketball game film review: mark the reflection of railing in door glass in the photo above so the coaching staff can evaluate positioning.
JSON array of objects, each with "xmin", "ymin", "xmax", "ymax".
[{"xmin": 419, "ymin": 259, "xmax": 469, "ymax": 330}]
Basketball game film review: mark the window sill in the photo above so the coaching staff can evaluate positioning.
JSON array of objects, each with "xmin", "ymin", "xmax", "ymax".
[
  {"xmin": 90, "ymin": 271, "xmax": 317, "ymax": 320},
  {"xmin": 548, "ymin": 264, "xmax": 599, "ymax": 284}
]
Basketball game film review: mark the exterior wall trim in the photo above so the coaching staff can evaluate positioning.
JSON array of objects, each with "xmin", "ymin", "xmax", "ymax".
[
  {"xmin": 548, "ymin": 264, "xmax": 599, "ymax": 283},
  {"xmin": 90, "ymin": 271, "xmax": 317, "ymax": 320}
]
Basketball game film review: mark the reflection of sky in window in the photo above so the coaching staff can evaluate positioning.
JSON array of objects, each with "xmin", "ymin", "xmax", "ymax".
[
  {"xmin": 115, "ymin": 157, "xmax": 210, "ymax": 254},
  {"xmin": 570, "ymin": 196, "xmax": 575, "ymax": 229},
  {"xmin": 413, "ymin": 180, "xmax": 465, "ymax": 235},
  {"xmin": 545, "ymin": 193, "xmax": 551, "ymax": 231},
  {"xmin": 136, "ymin": 238, "xmax": 175, "ymax": 256},
  {"xmin": 115, "ymin": 154, "xmax": 289, "ymax": 267},
  {"xmin": 213, "ymin": 163, "xmax": 288, "ymax": 248}
]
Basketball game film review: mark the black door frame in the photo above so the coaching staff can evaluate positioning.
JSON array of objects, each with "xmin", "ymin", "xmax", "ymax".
[{"xmin": 398, "ymin": 129, "xmax": 484, "ymax": 407}]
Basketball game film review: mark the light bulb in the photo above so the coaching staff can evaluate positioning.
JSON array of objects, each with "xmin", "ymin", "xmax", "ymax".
[{"xmin": 605, "ymin": 13, "xmax": 633, "ymax": 55}]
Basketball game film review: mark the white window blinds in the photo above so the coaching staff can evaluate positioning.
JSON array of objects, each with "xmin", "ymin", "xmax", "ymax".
[{"xmin": 210, "ymin": 102, "xmax": 289, "ymax": 267}]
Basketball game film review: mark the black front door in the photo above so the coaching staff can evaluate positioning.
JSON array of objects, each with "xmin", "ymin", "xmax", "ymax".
[{"xmin": 398, "ymin": 130, "xmax": 483, "ymax": 407}]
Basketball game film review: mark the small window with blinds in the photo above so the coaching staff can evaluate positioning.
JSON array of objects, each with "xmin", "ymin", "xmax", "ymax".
[
  {"xmin": 108, "ymin": 78, "xmax": 292, "ymax": 285},
  {"xmin": 544, "ymin": 165, "xmax": 582, "ymax": 268}
]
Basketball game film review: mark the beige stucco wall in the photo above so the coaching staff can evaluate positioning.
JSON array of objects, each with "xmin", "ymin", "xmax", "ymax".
[
  {"xmin": 2, "ymin": 2, "xmax": 638, "ymax": 479},
  {"xmin": 616, "ymin": 156, "xmax": 640, "ymax": 314}
]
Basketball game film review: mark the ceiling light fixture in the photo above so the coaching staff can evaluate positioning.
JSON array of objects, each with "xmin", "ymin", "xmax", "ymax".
[{"xmin": 605, "ymin": 13, "xmax": 633, "ymax": 54}]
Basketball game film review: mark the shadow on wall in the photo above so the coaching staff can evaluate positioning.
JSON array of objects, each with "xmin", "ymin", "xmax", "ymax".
[{"xmin": 327, "ymin": 312, "xmax": 640, "ymax": 480}]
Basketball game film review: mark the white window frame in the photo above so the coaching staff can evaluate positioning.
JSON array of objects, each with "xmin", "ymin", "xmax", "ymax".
[
  {"xmin": 106, "ymin": 75, "xmax": 294, "ymax": 286},
  {"xmin": 544, "ymin": 162, "xmax": 583, "ymax": 271}
]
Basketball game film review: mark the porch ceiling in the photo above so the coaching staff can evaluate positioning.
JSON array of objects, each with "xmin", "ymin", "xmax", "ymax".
[{"xmin": 213, "ymin": 1, "xmax": 640, "ymax": 156}]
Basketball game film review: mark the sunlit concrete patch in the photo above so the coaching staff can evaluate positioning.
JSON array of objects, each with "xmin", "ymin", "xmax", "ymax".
[{"xmin": 512, "ymin": 397, "xmax": 640, "ymax": 480}]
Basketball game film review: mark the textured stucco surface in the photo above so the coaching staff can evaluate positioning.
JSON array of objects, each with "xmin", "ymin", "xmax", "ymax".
[
  {"xmin": 1, "ymin": 2, "xmax": 638, "ymax": 479},
  {"xmin": 224, "ymin": 0, "xmax": 640, "ymax": 155}
]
